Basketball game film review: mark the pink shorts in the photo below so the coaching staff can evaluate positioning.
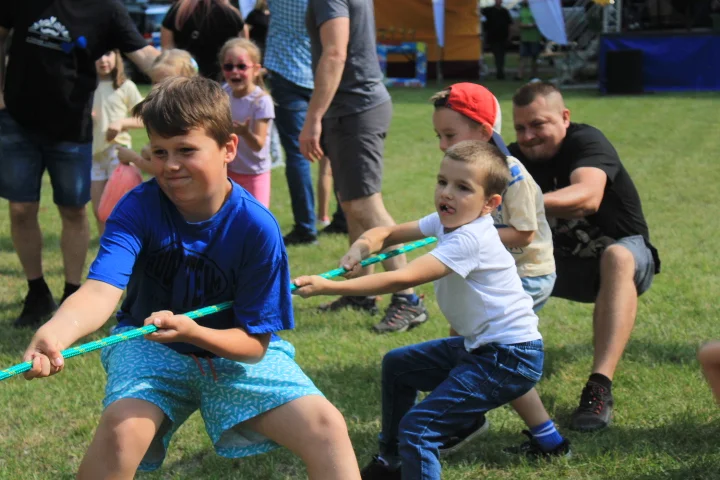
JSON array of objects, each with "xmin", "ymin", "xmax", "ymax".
[{"xmin": 227, "ymin": 171, "xmax": 271, "ymax": 208}]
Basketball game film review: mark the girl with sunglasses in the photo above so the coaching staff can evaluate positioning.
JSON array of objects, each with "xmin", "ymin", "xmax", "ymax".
[{"xmin": 219, "ymin": 38, "xmax": 274, "ymax": 208}]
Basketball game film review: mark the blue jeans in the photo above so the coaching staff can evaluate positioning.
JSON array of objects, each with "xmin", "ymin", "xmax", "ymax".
[
  {"xmin": 267, "ymin": 72, "xmax": 316, "ymax": 236},
  {"xmin": 0, "ymin": 109, "xmax": 91, "ymax": 206},
  {"xmin": 379, "ymin": 337, "xmax": 544, "ymax": 480}
]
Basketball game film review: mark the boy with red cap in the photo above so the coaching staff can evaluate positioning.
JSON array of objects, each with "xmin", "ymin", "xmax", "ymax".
[{"xmin": 430, "ymin": 83, "xmax": 568, "ymax": 458}]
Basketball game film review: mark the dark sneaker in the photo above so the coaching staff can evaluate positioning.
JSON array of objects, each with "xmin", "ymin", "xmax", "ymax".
[
  {"xmin": 373, "ymin": 295, "xmax": 429, "ymax": 333},
  {"xmin": 360, "ymin": 456, "xmax": 401, "ymax": 480},
  {"xmin": 569, "ymin": 381, "xmax": 614, "ymax": 432},
  {"xmin": 13, "ymin": 289, "xmax": 57, "ymax": 328},
  {"xmin": 318, "ymin": 295, "xmax": 379, "ymax": 315},
  {"xmin": 504, "ymin": 430, "xmax": 572, "ymax": 459},
  {"xmin": 439, "ymin": 415, "xmax": 490, "ymax": 457},
  {"xmin": 319, "ymin": 220, "xmax": 348, "ymax": 235},
  {"xmin": 283, "ymin": 228, "xmax": 318, "ymax": 246}
]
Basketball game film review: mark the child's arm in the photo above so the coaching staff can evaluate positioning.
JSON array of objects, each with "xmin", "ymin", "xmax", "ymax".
[
  {"xmin": 117, "ymin": 146, "xmax": 154, "ymax": 176},
  {"xmin": 497, "ymin": 226, "xmax": 535, "ymax": 248},
  {"xmin": 294, "ymin": 252, "xmax": 451, "ymax": 298},
  {"xmin": 23, "ymin": 280, "xmax": 124, "ymax": 379},
  {"xmin": 339, "ymin": 221, "xmax": 425, "ymax": 276},
  {"xmin": 233, "ymin": 118, "xmax": 270, "ymax": 152},
  {"xmin": 106, "ymin": 117, "xmax": 145, "ymax": 142},
  {"xmin": 142, "ymin": 311, "xmax": 271, "ymax": 363}
]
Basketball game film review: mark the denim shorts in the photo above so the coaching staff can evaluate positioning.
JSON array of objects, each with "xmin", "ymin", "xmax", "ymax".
[
  {"xmin": 0, "ymin": 109, "xmax": 92, "ymax": 206},
  {"xmin": 521, "ymin": 272, "xmax": 557, "ymax": 312},
  {"xmin": 520, "ymin": 41, "xmax": 542, "ymax": 58},
  {"xmin": 100, "ymin": 326, "xmax": 324, "ymax": 471},
  {"xmin": 553, "ymin": 235, "xmax": 658, "ymax": 303}
]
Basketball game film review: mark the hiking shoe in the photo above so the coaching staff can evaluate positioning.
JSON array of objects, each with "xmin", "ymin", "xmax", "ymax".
[
  {"xmin": 319, "ymin": 295, "xmax": 379, "ymax": 315},
  {"xmin": 373, "ymin": 295, "xmax": 429, "ymax": 333},
  {"xmin": 319, "ymin": 220, "xmax": 348, "ymax": 235},
  {"xmin": 360, "ymin": 456, "xmax": 401, "ymax": 480},
  {"xmin": 283, "ymin": 228, "xmax": 318, "ymax": 246},
  {"xmin": 569, "ymin": 381, "xmax": 614, "ymax": 432},
  {"xmin": 439, "ymin": 415, "xmax": 490, "ymax": 457},
  {"xmin": 13, "ymin": 289, "xmax": 57, "ymax": 328},
  {"xmin": 504, "ymin": 430, "xmax": 572, "ymax": 459}
]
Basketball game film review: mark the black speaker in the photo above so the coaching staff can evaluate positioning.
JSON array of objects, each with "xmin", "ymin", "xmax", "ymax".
[{"xmin": 606, "ymin": 49, "xmax": 644, "ymax": 94}]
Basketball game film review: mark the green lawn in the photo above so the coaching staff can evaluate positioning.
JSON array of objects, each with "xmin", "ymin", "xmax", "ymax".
[{"xmin": 1, "ymin": 82, "xmax": 720, "ymax": 479}]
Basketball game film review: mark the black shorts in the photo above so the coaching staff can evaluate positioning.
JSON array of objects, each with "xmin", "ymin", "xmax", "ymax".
[{"xmin": 322, "ymin": 100, "xmax": 392, "ymax": 202}]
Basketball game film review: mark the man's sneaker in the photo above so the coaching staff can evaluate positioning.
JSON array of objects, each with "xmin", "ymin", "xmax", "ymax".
[
  {"xmin": 319, "ymin": 220, "xmax": 348, "ymax": 235},
  {"xmin": 360, "ymin": 456, "xmax": 401, "ymax": 480},
  {"xmin": 13, "ymin": 289, "xmax": 57, "ymax": 328},
  {"xmin": 283, "ymin": 228, "xmax": 318, "ymax": 246},
  {"xmin": 439, "ymin": 415, "xmax": 490, "ymax": 457},
  {"xmin": 504, "ymin": 430, "xmax": 572, "ymax": 459},
  {"xmin": 373, "ymin": 295, "xmax": 429, "ymax": 333},
  {"xmin": 569, "ymin": 381, "xmax": 614, "ymax": 432},
  {"xmin": 318, "ymin": 295, "xmax": 379, "ymax": 315}
]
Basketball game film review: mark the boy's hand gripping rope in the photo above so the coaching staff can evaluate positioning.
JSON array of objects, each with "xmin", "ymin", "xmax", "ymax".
[{"xmin": 0, "ymin": 237, "xmax": 437, "ymax": 382}]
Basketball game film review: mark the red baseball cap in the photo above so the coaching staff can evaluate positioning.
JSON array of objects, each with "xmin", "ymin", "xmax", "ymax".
[{"xmin": 444, "ymin": 82, "xmax": 502, "ymax": 134}]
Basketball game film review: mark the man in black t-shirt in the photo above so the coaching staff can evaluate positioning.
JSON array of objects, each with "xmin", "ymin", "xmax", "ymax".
[
  {"xmin": 509, "ymin": 82, "xmax": 661, "ymax": 433},
  {"xmin": 481, "ymin": 0, "xmax": 513, "ymax": 80},
  {"xmin": 0, "ymin": 0, "xmax": 159, "ymax": 328}
]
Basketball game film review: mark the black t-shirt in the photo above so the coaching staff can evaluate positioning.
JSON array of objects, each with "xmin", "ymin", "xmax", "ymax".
[
  {"xmin": 0, "ymin": 0, "xmax": 147, "ymax": 143},
  {"xmin": 509, "ymin": 123, "xmax": 657, "ymax": 261},
  {"xmin": 245, "ymin": 8, "xmax": 269, "ymax": 56},
  {"xmin": 162, "ymin": 2, "xmax": 244, "ymax": 80},
  {"xmin": 482, "ymin": 6, "xmax": 513, "ymax": 44}
]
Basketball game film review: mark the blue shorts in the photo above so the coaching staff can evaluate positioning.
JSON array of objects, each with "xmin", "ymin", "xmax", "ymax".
[
  {"xmin": 0, "ymin": 109, "xmax": 92, "ymax": 206},
  {"xmin": 100, "ymin": 326, "xmax": 324, "ymax": 472},
  {"xmin": 521, "ymin": 272, "xmax": 557, "ymax": 313},
  {"xmin": 520, "ymin": 41, "xmax": 542, "ymax": 58}
]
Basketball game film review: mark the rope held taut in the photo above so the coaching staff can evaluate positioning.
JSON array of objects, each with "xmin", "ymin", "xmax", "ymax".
[{"xmin": 0, "ymin": 237, "xmax": 437, "ymax": 382}]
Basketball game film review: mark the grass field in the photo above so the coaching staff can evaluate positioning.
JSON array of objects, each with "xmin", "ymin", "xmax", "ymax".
[{"xmin": 1, "ymin": 81, "xmax": 720, "ymax": 479}]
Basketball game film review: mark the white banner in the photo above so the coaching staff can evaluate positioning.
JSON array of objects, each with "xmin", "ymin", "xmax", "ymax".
[
  {"xmin": 432, "ymin": 0, "xmax": 445, "ymax": 48},
  {"xmin": 528, "ymin": 0, "xmax": 568, "ymax": 45}
]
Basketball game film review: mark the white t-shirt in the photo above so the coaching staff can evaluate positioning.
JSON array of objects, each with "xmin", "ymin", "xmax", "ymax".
[
  {"xmin": 418, "ymin": 213, "xmax": 541, "ymax": 351},
  {"xmin": 92, "ymin": 80, "xmax": 144, "ymax": 158}
]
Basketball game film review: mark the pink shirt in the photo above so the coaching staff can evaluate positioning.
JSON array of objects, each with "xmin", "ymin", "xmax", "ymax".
[{"xmin": 223, "ymin": 85, "xmax": 275, "ymax": 175}]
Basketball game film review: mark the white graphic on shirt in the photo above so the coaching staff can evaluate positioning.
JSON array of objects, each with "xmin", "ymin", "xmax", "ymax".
[{"xmin": 26, "ymin": 16, "xmax": 73, "ymax": 52}]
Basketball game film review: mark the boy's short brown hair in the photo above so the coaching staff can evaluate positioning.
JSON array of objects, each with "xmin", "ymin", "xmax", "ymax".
[
  {"xmin": 443, "ymin": 140, "xmax": 510, "ymax": 196},
  {"xmin": 133, "ymin": 76, "xmax": 233, "ymax": 147}
]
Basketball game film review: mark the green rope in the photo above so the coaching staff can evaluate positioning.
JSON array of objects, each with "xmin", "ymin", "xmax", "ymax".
[{"xmin": 0, "ymin": 237, "xmax": 437, "ymax": 382}]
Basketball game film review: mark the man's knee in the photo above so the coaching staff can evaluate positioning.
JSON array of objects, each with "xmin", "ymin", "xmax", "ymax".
[
  {"xmin": 342, "ymin": 194, "xmax": 387, "ymax": 226},
  {"xmin": 57, "ymin": 205, "xmax": 87, "ymax": 224},
  {"xmin": 600, "ymin": 245, "xmax": 635, "ymax": 279},
  {"xmin": 9, "ymin": 202, "xmax": 40, "ymax": 225}
]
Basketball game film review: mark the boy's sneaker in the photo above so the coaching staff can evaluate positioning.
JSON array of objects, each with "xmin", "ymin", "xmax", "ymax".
[
  {"xmin": 569, "ymin": 381, "xmax": 614, "ymax": 432},
  {"xmin": 318, "ymin": 295, "xmax": 380, "ymax": 315},
  {"xmin": 283, "ymin": 228, "xmax": 318, "ymax": 246},
  {"xmin": 373, "ymin": 295, "xmax": 429, "ymax": 333},
  {"xmin": 13, "ymin": 289, "xmax": 57, "ymax": 328},
  {"xmin": 360, "ymin": 456, "xmax": 401, "ymax": 480},
  {"xmin": 504, "ymin": 430, "xmax": 572, "ymax": 459},
  {"xmin": 439, "ymin": 415, "xmax": 490, "ymax": 457}
]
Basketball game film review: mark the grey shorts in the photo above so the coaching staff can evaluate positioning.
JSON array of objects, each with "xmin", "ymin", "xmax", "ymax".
[
  {"xmin": 322, "ymin": 100, "xmax": 392, "ymax": 202},
  {"xmin": 552, "ymin": 235, "xmax": 659, "ymax": 303}
]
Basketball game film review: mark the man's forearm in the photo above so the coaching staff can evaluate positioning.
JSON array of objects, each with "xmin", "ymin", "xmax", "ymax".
[
  {"xmin": 306, "ymin": 52, "xmax": 345, "ymax": 123},
  {"xmin": 544, "ymin": 186, "xmax": 599, "ymax": 219}
]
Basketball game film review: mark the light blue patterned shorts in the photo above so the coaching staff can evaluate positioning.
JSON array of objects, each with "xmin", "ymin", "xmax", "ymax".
[{"xmin": 100, "ymin": 326, "xmax": 324, "ymax": 472}]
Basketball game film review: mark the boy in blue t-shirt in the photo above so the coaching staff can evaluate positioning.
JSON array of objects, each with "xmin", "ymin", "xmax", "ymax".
[{"xmin": 21, "ymin": 77, "xmax": 360, "ymax": 479}]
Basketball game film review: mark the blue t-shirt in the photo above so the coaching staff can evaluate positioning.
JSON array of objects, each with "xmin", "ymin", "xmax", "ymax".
[{"xmin": 88, "ymin": 179, "xmax": 293, "ymax": 355}]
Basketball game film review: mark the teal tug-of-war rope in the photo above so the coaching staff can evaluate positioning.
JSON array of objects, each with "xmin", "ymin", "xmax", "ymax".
[{"xmin": 0, "ymin": 236, "xmax": 438, "ymax": 382}]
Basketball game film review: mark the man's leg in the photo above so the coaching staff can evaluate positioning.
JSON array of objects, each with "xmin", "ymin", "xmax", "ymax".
[
  {"xmin": 9, "ymin": 202, "xmax": 44, "ymax": 280},
  {"xmin": 57, "ymin": 205, "xmax": 90, "ymax": 286},
  {"xmin": 267, "ymin": 72, "xmax": 317, "ymax": 244}
]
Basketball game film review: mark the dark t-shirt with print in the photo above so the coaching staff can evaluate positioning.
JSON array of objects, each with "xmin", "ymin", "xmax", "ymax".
[
  {"xmin": 509, "ymin": 123, "xmax": 657, "ymax": 263},
  {"xmin": 162, "ymin": 2, "xmax": 244, "ymax": 81},
  {"xmin": 0, "ymin": 0, "xmax": 147, "ymax": 143}
]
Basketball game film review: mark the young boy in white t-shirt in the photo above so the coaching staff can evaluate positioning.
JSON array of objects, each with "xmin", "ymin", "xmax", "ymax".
[{"xmin": 293, "ymin": 141, "xmax": 570, "ymax": 480}]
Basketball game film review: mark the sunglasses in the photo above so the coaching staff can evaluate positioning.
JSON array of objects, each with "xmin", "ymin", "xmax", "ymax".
[{"xmin": 222, "ymin": 63, "xmax": 251, "ymax": 72}]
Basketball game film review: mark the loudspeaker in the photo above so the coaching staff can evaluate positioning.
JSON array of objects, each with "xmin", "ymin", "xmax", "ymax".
[{"xmin": 606, "ymin": 49, "xmax": 644, "ymax": 94}]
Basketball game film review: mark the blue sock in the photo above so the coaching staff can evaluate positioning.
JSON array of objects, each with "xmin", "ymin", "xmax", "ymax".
[
  {"xmin": 393, "ymin": 293, "xmax": 420, "ymax": 305},
  {"xmin": 529, "ymin": 419, "xmax": 564, "ymax": 452}
]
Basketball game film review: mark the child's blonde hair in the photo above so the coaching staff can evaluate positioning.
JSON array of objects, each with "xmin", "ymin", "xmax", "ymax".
[
  {"xmin": 218, "ymin": 38, "xmax": 268, "ymax": 94},
  {"xmin": 444, "ymin": 141, "xmax": 510, "ymax": 197},
  {"xmin": 149, "ymin": 49, "xmax": 198, "ymax": 84},
  {"xmin": 106, "ymin": 49, "xmax": 127, "ymax": 90}
]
